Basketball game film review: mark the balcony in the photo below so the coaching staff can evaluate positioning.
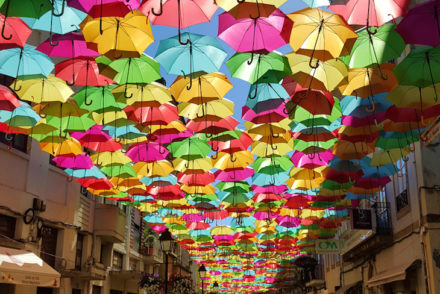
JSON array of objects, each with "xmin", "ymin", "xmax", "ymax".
[
  {"xmin": 342, "ymin": 202, "xmax": 393, "ymax": 262},
  {"xmin": 55, "ymin": 257, "xmax": 107, "ymax": 280},
  {"xmin": 94, "ymin": 204, "xmax": 125, "ymax": 243}
]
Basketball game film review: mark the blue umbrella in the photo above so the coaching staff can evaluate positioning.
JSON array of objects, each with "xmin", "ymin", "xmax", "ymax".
[
  {"xmin": 140, "ymin": 175, "xmax": 178, "ymax": 186},
  {"xmin": 102, "ymin": 125, "xmax": 146, "ymax": 140},
  {"xmin": 0, "ymin": 101, "xmax": 41, "ymax": 127},
  {"xmin": 341, "ymin": 93, "xmax": 392, "ymax": 118},
  {"xmin": 252, "ymin": 172, "xmax": 289, "ymax": 186},
  {"xmin": 65, "ymin": 166, "xmax": 106, "ymax": 178},
  {"xmin": 22, "ymin": 0, "xmax": 87, "ymax": 46},
  {"xmin": 301, "ymin": 0, "xmax": 330, "ymax": 7},
  {"xmin": 155, "ymin": 33, "xmax": 227, "ymax": 89},
  {"xmin": 0, "ymin": 44, "xmax": 54, "ymax": 91},
  {"xmin": 246, "ymin": 83, "xmax": 289, "ymax": 113}
]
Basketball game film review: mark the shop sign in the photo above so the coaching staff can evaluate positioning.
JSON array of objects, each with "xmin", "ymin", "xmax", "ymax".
[
  {"xmin": 351, "ymin": 209, "xmax": 372, "ymax": 230},
  {"xmin": 315, "ymin": 239, "xmax": 340, "ymax": 254}
]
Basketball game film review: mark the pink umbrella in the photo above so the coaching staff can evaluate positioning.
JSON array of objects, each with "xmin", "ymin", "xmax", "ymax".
[
  {"xmin": 52, "ymin": 154, "xmax": 94, "ymax": 169},
  {"xmin": 252, "ymin": 185, "xmax": 287, "ymax": 194},
  {"xmin": 218, "ymin": 9, "xmax": 292, "ymax": 53},
  {"xmin": 36, "ymin": 32, "xmax": 100, "ymax": 58},
  {"xmin": 214, "ymin": 168, "xmax": 254, "ymax": 182},
  {"xmin": 253, "ymin": 211, "xmax": 278, "ymax": 220},
  {"xmin": 291, "ymin": 149, "xmax": 334, "ymax": 168},
  {"xmin": 71, "ymin": 125, "xmax": 122, "ymax": 152},
  {"xmin": 140, "ymin": 0, "xmax": 218, "ymax": 45},
  {"xmin": 341, "ymin": 113, "xmax": 386, "ymax": 128},
  {"xmin": 242, "ymin": 104, "xmax": 288, "ymax": 124},
  {"xmin": 204, "ymin": 210, "xmax": 229, "ymax": 220},
  {"xmin": 396, "ymin": 0, "xmax": 440, "ymax": 47},
  {"xmin": 276, "ymin": 216, "xmax": 301, "ymax": 228},
  {"xmin": 67, "ymin": 0, "xmax": 140, "ymax": 13},
  {"xmin": 181, "ymin": 213, "xmax": 205, "ymax": 222},
  {"xmin": 151, "ymin": 130, "xmax": 192, "ymax": 144},
  {"xmin": 126, "ymin": 142, "xmax": 169, "ymax": 162},
  {"xmin": 329, "ymin": 0, "xmax": 410, "ymax": 27}
]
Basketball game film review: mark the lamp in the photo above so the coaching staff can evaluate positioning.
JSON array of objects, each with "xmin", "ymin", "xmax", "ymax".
[
  {"xmin": 213, "ymin": 281, "xmax": 219, "ymax": 293},
  {"xmin": 159, "ymin": 229, "xmax": 174, "ymax": 294},
  {"xmin": 199, "ymin": 264, "xmax": 207, "ymax": 294}
]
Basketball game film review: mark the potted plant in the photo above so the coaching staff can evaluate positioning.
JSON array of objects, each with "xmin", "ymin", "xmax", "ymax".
[
  {"xmin": 139, "ymin": 273, "xmax": 162, "ymax": 294},
  {"xmin": 169, "ymin": 273, "xmax": 196, "ymax": 294}
]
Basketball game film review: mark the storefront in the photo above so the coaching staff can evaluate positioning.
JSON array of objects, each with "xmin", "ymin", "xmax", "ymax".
[{"xmin": 0, "ymin": 246, "xmax": 60, "ymax": 294}]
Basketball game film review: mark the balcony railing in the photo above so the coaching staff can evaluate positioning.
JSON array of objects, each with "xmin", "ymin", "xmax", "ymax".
[
  {"xmin": 396, "ymin": 189, "xmax": 409, "ymax": 212},
  {"xmin": 374, "ymin": 202, "xmax": 392, "ymax": 235}
]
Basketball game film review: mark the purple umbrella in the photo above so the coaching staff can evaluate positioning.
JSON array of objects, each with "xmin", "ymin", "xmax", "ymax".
[
  {"xmin": 218, "ymin": 9, "xmax": 293, "ymax": 53},
  {"xmin": 36, "ymin": 32, "xmax": 100, "ymax": 58},
  {"xmin": 126, "ymin": 142, "xmax": 169, "ymax": 162},
  {"xmin": 396, "ymin": 0, "xmax": 440, "ymax": 47},
  {"xmin": 214, "ymin": 168, "xmax": 254, "ymax": 182},
  {"xmin": 52, "ymin": 153, "xmax": 94, "ymax": 169}
]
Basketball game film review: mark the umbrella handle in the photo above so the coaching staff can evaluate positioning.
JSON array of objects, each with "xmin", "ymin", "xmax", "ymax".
[
  {"xmin": 84, "ymin": 88, "xmax": 93, "ymax": 106},
  {"xmin": 177, "ymin": 0, "xmax": 190, "ymax": 45},
  {"xmin": 270, "ymin": 141, "xmax": 278, "ymax": 150},
  {"xmin": 158, "ymin": 145, "xmax": 167, "ymax": 155},
  {"xmin": 230, "ymin": 153, "xmax": 237, "ymax": 162},
  {"xmin": 4, "ymin": 132, "xmax": 13, "ymax": 142},
  {"xmin": 308, "ymin": 58, "xmax": 319, "ymax": 69},
  {"xmin": 124, "ymin": 84, "xmax": 133, "ymax": 98},
  {"xmin": 237, "ymin": 0, "xmax": 245, "ymax": 3},
  {"xmin": 366, "ymin": 26, "xmax": 378, "ymax": 35},
  {"xmin": 249, "ymin": 0, "xmax": 260, "ymax": 19},
  {"xmin": 211, "ymin": 151, "xmax": 218, "ymax": 159},
  {"xmin": 409, "ymin": 141, "xmax": 416, "ymax": 152},
  {"xmin": 229, "ymin": 171, "xmax": 236, "ymax": 180},
  {"xmin": 49, "ymin": 31, "xmax": 59, "ymax": 46},
  {"xmin": 151, "ymin": 0, "xmax": 163, "ymax": 16},
  {"xmin": 184, "ymin": 161, "xmax": 190, "ymax": 168},
  {"xmin": 248, "ymin": 83, "xmax": 258, "ymax": 99},
  {"xmin": 196, "ymin": 103, "xmax": 206, "ymax": 118},
  {"xmin": 1, "ymin": 18, "xmax": 12, "ymax": 40},
  {"xmin": 365, "ymin": 97, "xmax": 376, "ymax": 113},
  {"xmin": 66, "ymin": 58, "xmax": 76, "ymax": 85},
  {"xmin": 51, "ymin": 0, "xmax": 66, "ymax": 17},
  {"xmin": 421, "ymin": 115, "xmax": 428, "ymax": 127},
  {"xmin": 12, "ymin": 79, "xmax": 21, "ymax": 92},
  {"xmin": 307, "ymin": 152, "xmax": 315, "ymax": 159}
]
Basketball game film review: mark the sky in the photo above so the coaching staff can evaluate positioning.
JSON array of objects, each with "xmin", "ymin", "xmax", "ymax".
[{"xmin": 144, "ymin": 1, "xmax": 309, "ymax": 123}]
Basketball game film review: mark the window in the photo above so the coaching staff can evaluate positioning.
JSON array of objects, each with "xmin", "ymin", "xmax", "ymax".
[
  {"xmin": 75, "ymin": 234, "xmax": 84, "ymax": 271},
  {"xmin": 394, "ymin": 159, "xmax": 409, "ymax": 212},
  {"xmin": 0, "ymin": 214, "xmax": 16, "ymax": 239},
  {"xmin": 112, "ymin": 251, "xmax": 123, "ymax": 270},
  {"xmin": 80, "ymin": 186, "xmax": 92, "ymax": 200},
  {"xmin": 0, "ymin": 132, "xmax": 28, "ymax": 153},
  {"xmin": 129, "ymin": 258, "xmax": 137, "ymax": 271},
  {"xmin": 133, "ymin": 224, "xmax": 140, "ymax": 252},
  {"xmin": 40, "ymin": 226, "xmax": 58, "ymax": 267},
  {"xmin": 72, "ymin": 290, "xmax": 81, "ymax": 294},
  {"xmin": 92, "ymin": 286, "xmax": 101, "ymax": 294}
]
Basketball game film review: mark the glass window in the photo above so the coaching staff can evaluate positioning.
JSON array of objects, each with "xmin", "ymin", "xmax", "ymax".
[
  {"xmin": 75, "ymin": 234, "xmax": 84, "ymax": 271},
  {"xmin": 133, "ymin": 224, "xmax": 140, "ymax": 252},
  {"xmin": 0, "ymin": 214, "xmax": 16, "ymax": 239},
  {"xmin": 112, "ymin": 251, "xmax": 123, "ymax": 270},
  {"xmin": 0, "ymin": 132, "xmax": 28, "ymax": 153},
  {"xmin": 395, "ymin": 159, "xmax": 409, "ymax": 212}
]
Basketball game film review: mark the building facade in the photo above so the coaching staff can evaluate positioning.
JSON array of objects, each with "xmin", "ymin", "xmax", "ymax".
[{"xmin": 0, "ymin": 135, "xmax": 193, "ymax": 294}]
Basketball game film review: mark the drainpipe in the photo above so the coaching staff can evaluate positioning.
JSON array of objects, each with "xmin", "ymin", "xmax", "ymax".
[{"xmin": 124, "ymin": 206, "xmax": 132, "ymax": 272}]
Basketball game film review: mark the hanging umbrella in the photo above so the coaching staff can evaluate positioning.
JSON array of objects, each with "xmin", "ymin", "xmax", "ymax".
[
  {"xmin": 170, "ymin": 72, "xmax": 232, "ymax": 104},
  {"xmin": 156, "ymin": 33, "xmax": 227, "ymax": 87},
  {"xmin": 218, "ymin": 9, "xmax": 292, "ymax": 53},
  {"xmin": 112, "ymin": 82, "xmax": 172, "ymax": 107},
  {"xmin": 126, "ymin": 141, "xmax": 169, "ymax": 162},
  {"xmin": 287, "ymin": 8, "xmax": 358, "ymax": 64},
  {"xmin": 22, "ymin": 0, "xmax": 86, "ymax": 46},
  {"xmin": 246, "ymin": 83, "xmax": 289, "ymax": 113},
  {"xmin": 0, "ymin": 44, "xmax": 54, "ymax": 90},
  {"xmin": 178, "ymin": 99, "xmax": 234, "ymax": 120},
  {"xmin": 301, "ymin": 0, "xmax": 330, "ymax": 7},
  {"xmin": 80, "ymin": 10, "xmax": 154, "ymax": 59},
  {"xmin": 168, "ymin": 137, "xmax": 212, "ymax": 160},
  {"xmin": 370, "ymin": 147, "xmax": 411, "ymax": 166},
  {"xmin": 386, "ymin": 84, "xmax": 440, "ymax": 109},
  {"xmin": 287, "ymin": 53, "xmax": 348, "ymax": 92},
  {"xmin": 329, "ymin": 0, "xmax": 410, "ymax": 28},
  {"xmin": 52, "ymin": 153, "xmax": 94, "ymax": 169},
  {"xmin": 0, "ymin": 85, "xmax": 20, "ymax": 111},
  {"xmin": 68, "ymin": 0, "xmax": 141, "ymax": 13},
  {"xmin": 55, "ymin": 57, "xmax": 114, "ymax": 86},
  {"xmin": 0, "ymin": 0, "xmax": 52, "ymax": 19},
  {"xmin": 37, "ymin": 32, "xmax": 100, "ymax": 58},
  {"xmin": 215, "ymin": 0, "xmax": 286, "ymax": 11},
  {"xmin": 74, "ymin": 86, "xmax": 122, "ymax": 113},
  {"xmin": 0, "ymin": 102, "xmax": 41, "ymax": 128},
  {"xmin": 139, "ymin": 0, "xmax": 218, "ymax": 45},
  {"xmin": 395, "ymin": 0, "xmax": 440, "ymax": 47},
  {"xmin": 393, "ymin": 46, "xmax": 440, "ymax": 101},
  {"xmin": 0, "ymin": 14, "xmax": 31, "ymax": 49},
  {"xmin": 13, "ymin": 76, "xmax": 73, "ymax": 103},
  {"xmin": 226, "ymin": 52, "xmax": 291, "ymax": 84},
  {"xmin": 340, "ymin": 24, "xmax": 406, "ymax": 69}
]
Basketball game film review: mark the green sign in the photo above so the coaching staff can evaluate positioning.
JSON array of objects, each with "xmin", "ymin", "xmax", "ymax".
[{"xmin": 315, "ymin": 239, "xmax": 340, "ymax": 254}]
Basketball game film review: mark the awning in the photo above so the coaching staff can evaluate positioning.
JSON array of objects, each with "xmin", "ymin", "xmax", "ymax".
[
  {"xmin": 0, "ymin": 246, "xmax": 60, "ymax": 287},
  {"xmin": 335, "ymin": 281, "xmax": 362, "ymax": 294},
  {"xmin": 367, "ymin": 259, "xmax": 421, "ymax": 288}
]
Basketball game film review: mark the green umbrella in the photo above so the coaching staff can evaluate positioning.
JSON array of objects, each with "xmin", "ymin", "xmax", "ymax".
[
  {"xmin": 340, "ymin": 24, "xmax": 406, "ymax": 70},
  {"xmin": 293, "ymin": 139, "xmax": 337, "ymax": 152},
  {"xmin": 252, "ymin": 156, "xmax": 292, "ymax": 174},
  {"xmin": 0, "ymin": 0, "xmax": 52, "ymax": 19},
  {"xmin": 101, "ymin": 164, "xmax": 137, "ymax": 178},
  {"xmin": 105, "ymin": 55, "xmax": 161, "ymax": 85},
  {"xmin": 167, "ymin": 137, "xmax": 211, "ymax": 160},
  {"xmin": 74, "ymin": 86, "xmax": 124, "ymax": 113},
  {"xmin": 394, "ymin": 46, "xmax": 440, "ymax": 100},
  {"xmin": 226, "ymin": 52, "xmax": 291, "ymax": 84},
  {"xmin": 216, "ymin": 181, "xmax": 250, "ymax": 193},
  {"xmin": 31, "ymin": 130, "xmax": 70, "ymax": 143},
  {"xmin": 46, "ymin": 114, "xmax": 95, "ymax": 133},
  {"xmin": 221, "ymin": 193, "xmax": 251, "ymax": 204},
  {"xmin": 376, "ymin": 131, "xmax": 419, "ymax": 150},
  {"xmin": 186, "ymin": 194, "xmax": 218, "ymax": 202}
]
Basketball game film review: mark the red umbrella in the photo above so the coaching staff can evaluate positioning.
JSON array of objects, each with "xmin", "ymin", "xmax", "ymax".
[
  {"xmin": 0, "ymin": 85, "xmax": 21, "ymax": 111},
  {"xmin": 214, "ymin": 133, "xmax": 253, "ymax": 153},
  {"xmin": 186, "ymin": 222, "xmax": 210, "ymax": 230},
  {"xmin": 287, "ymin": 88, "xmax": 335, "ymax": 115},
  {"xmin": 0, "ymin": 14, "xmax": 31, "ymax": 49},
  {"xmin": 177, "ymin": 172, "xmax": 215, "ymax": 186},
  {"xmin": 186, "ymin": 116, "xmax": 239, "ymax": 134},
  {"xmin": 55, "ymin": 57, "xmax": 114, "ymax": 86},
  {"xmin": 204, "ymin": 209, "xmax": 229, "ymax": 220},
  {"xmin": 242, "ymin": 104, "xmax": 288, "ymax": 124},
  {"xmin": 77, "ymin": 178, "xmax": 113, "ymax": 190},
  {"xmin": 70, "ymin": 125, "xmax": 122, "ymax": 152},
  {"xmin": 125, "ymin": 104, "xmax": 179, "ymax": 125},
  {"xmin": 330, "ymin": 0, "xmax": 410, "ymax": 30}
]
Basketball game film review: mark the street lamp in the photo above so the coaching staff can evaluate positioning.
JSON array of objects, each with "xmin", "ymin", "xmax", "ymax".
[
  {"xmin": 213, "ymin": 281, "xmax": 219, "ymax": 293},
  {"xmin": 159, "ymin": 229, "xmax": 174, "ymax": 294},
  {"xmin": 198, "ymin": 264, "xmax": 207, "ymax": 294}
]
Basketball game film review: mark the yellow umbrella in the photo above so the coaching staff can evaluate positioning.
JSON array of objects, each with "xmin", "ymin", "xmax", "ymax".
[
  {"xmin": 178, "ymin": 99, "xmax": 234, "ymax": 120},
  {"xmin": 29, "ymin": 119, "xmax": 58, "ymax": 135},
  {"xmin": 33, "ymin": 100, "xmax": 88, "ymax": 117},
  {"xmin": 287, "ymin": 8, "xmax": 357, "ymax": 62},
  {"xmin": 91, "ymin": 110, "xmax": 132, "ymax": 126},
  {"xmin": 170, "ymin": 73, "xmax": 233, "ymax": 103},
  {"xmin": 341, "ymin": 64, "xmax": 398, "ymax": 98},
  {"xmin": 80, "ymin": 10, "xmax": 154, "ymax": 58},
  {"xmin": 333, "ymin": 140, "xmax": 376, "ymax": 160},
  {"xmin": 138, "ymin": 203, "xmax": 160, "ymax": 213},
  {"xmin": 40, "ymin": 139, "xmax": 82, "ymax": 156},
  {"xmin": 173, "ymin": 157, "xmax": 213, "ymax": 172},
  {"xmin": 287, "ymin": 53, "xmax": 348, "ymax": 92},
  {"xmin": 211, "ymin": 226, "xmax": 235, "ymax": 236},
  {"xmin": 286, "ymin": 177, "xmax": 325, "ymax": 190},
  {"xmin": 370, "ymin": 147, "xmax": 411, "ymax": 166},
  {"xmin": 147, "ymin": 120, "xmax": 187, "ymax": 134},
  {"xmin": 245, "ymin": 119, "xmax": 290, "ymax": 136},
  {"xmin": 110, "ymin": 177, "xmax": 144, "ymax": 189},
  {"xmin": 181, "ymin": 184, "xmax": 216, "ymax": 195},
  {"xmin": 338, "ymin": 124, "xmax": 383, "ymax": 136},
  {"xmin": 112, "ymin": 82, "xmax": 172, "ymax": 107},
  {"xmin": 251, "ymin": 140, "xmax": 293, "ymax": 157},
  {"xmin": 386, "ymin": 84, "xmax": 440, "ymax": 109},
  {"xmin": 90, "ymin": 151, "xmax": 132, "ymax": 166},
  {"xmin": 13, "ymin": 75, "xmax": 73, "ymax": 103},
  {"xmin": 133, "ymin": 160, "xmax": 174, "ymax": 177},
  {"xmin": 213, "ymin": 150, "xmax": 254, "ymax": 170}
]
